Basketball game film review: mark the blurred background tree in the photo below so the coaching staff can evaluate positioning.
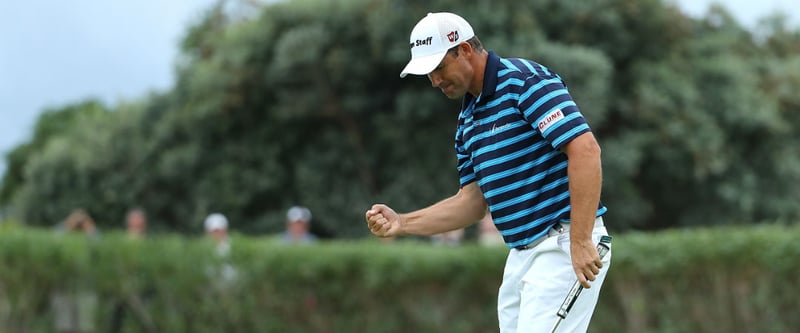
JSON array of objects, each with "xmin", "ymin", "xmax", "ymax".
[{"xmin": 1, "ymin": 0, "xmax": 798, "ymax": 236}]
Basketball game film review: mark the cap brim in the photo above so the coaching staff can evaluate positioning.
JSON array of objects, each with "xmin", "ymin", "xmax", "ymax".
[{"xmin": 400, "ymin": 51, "xmax": 447, "ymax": 78}]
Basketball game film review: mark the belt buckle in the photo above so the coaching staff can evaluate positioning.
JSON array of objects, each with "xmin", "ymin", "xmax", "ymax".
[{"xmin": 516, "ymin": 238, "xmax": 539, "ymax": 250}]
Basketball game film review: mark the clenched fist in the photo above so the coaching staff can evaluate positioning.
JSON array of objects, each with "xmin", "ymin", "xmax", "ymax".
[{"xmin": 365, "ymin": 204, "xmax": 403, "ymax": 238}]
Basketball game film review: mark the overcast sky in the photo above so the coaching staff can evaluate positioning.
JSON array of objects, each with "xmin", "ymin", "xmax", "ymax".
[
  {"xmin": 1, "ymin": 0, "xmax": 798, "ymax": 176},
  {"xmin": 0, "ymin": 0, "xmax": 217, "ymax": 175}
]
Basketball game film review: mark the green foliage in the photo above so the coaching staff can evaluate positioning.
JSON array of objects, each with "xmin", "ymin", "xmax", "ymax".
[
  {"xmin": 0, "ymin": 100, "xmax": 108, "ymax": 206},
  {"xmin": 601, "ymin": 225, "xmax": 800, "ymax": 333},
  {"xmin": 7, "ymin": 100, "xmax": 154, "ymax": 227},
  {"xmin": 0, "ymin": 225, "xmax": 798, "ymax": 332},
  {"xmin": 3, "ymin": 0, "xmax": 800, "ymax": 234}
]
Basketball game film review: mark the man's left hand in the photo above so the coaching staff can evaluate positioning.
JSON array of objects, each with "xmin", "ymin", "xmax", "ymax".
[{"xmin": 571, "ymin": 239, "xmax": 602, "ymax": 289}]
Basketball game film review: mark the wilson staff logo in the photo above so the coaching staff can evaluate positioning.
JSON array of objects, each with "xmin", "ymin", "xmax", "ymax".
[
  {"xmin": 447, "ymin": 30, "xmax": 459, "ymax": 42},
  {"xmin": 413, "ymin": 36, "xmax": 434, "ymax": 47}
]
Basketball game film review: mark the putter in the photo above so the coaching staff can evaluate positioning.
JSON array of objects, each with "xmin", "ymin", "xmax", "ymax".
[{"xmin": 549, "ymin": 235, "xmax": 612, "ymax": 333}]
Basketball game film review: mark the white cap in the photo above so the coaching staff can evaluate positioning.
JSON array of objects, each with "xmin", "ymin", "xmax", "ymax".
[
  {"xmin": 400, "ymin": 12, "xmax": 475, "ymax": 78},
  {"xmin": 204, "ymin": 213, "xmax": 229, "ymax": 231},
  {"xmin": 286, "ymin": 206, "xmax": 312, "ymax": 223}
]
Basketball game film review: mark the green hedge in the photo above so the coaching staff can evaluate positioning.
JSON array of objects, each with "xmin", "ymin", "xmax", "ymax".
[{"xmin": 0, "ymin": 224, "xmax": 798, "ymax": 333}]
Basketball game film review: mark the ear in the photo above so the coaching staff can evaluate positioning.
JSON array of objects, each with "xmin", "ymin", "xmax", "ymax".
[{"xmin": 459, "ymin": 42, "xmax": 473, "ymax": 58}]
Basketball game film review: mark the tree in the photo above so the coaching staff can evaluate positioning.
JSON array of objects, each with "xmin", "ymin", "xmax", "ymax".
[
  {"xmin": 1, "ymin": 100, "xmax": 108, "ymax": 208},
  {"xmin": 5, "ymin": 0, "xmax": 800, "ymax": 235}
]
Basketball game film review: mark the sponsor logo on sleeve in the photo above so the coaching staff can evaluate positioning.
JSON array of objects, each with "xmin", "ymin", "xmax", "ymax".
[{"xmin": 537, "ymin": 109, "xmax": 565, "ymax": 133}]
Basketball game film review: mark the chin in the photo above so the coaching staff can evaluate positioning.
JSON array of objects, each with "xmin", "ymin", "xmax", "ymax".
[{"xmin": 443, "ymin": 91, "xmax": 465, "ymax": 100}]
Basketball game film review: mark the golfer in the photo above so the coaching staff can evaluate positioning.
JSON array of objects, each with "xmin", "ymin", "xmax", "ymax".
[{"xmin": 365, "ymin": 12, "xmax": 611, "ymax": 332}]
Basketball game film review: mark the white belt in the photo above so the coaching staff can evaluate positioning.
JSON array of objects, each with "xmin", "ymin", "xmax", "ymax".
[{"xmin": 514, "ymin": 216, "xmax": 604, "ymax": 251}]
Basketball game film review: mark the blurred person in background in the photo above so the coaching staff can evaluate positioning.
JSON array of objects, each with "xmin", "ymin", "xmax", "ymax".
[
  {"xmin": 125, "ymin": 208, "xmax": 147, "ymax": 240},
  {"xmin": 51, "ymin": 208, "xmax": 99, "ymax": 333},
  {"xmin": 110, "ymin": 208, "xmax": 156, "ymax": 333},
  {"xmin": 56, "ymin": 208, "xmax": 99, "ymax": 238},
  {"xmin": 283, "ymin": 206, "xmax": 317, "ymax": 245},
  {"xmin": 204, "ymin": 213, "xmax": 231, "ymax": 256},
  {"xmin": 204, "ymin": 213, "xmax": 237, "ymax": 288}
]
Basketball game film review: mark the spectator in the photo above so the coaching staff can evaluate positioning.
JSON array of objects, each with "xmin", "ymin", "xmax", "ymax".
[
  {"xmin": 56, "ymin": 208, "xmax": 98, "ymax": 238},
  {"xmin": 51, "ymin": 209, "xmax": 98, "ymax": 333},
  {"xmin": 204, "ymin": 213, "xmax": 237, "ymax": 288},
  {"xmin": 283, "ymin": 206, "xmax": 318, "ymax": 245},
  {"xmin": 125, "ymin": 208, "xmax": 147, "ymax": 240},
  {"xmin": 204, "ymin": 213, "xmax": 231, "ymax": 257},
  {"xmin": 110, "ymin": 208, "xmax": 156, "ymax": 333}
]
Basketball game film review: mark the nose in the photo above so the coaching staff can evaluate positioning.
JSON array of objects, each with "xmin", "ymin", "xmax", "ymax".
[{"xmin": 428, "ymin": 72, "xmax": 443, "ymax": 88}]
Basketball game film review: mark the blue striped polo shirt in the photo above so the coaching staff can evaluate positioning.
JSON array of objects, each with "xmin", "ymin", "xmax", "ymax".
[{"xmin": 455, "ymin": 51, "xmax": 607, "ymax": 249}]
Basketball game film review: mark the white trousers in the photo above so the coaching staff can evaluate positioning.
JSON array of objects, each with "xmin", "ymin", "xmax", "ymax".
[{"xmin": 498, "ymin": 217, "xmax": 611, "ymax": 333}]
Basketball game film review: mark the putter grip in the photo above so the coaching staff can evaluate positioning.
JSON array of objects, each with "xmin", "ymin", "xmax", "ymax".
[{"xmin": 556, "ymin": 235, "xmax": 612, "ymax": 319}]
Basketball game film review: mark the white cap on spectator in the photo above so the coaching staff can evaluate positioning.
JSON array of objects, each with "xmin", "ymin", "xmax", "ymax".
[
  {"xmin": 286, "ymin": 206, "xmax": 312, "ymax": 223},
  {"xmin": 204, "ymin": 213, "xmax": 229, "ymax": 231}
]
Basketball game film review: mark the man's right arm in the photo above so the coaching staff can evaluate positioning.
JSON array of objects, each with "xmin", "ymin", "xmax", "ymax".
[{"xmin": 366, "ymin": 182, "xmax": 487, "ymax": 237}]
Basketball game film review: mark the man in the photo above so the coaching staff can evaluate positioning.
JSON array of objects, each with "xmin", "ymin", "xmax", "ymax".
[
  {"xmin": 111, "ymin": 208, "xmax": 156, "ymax": 332},
  {"xmin": 58, "ymin": 208, "xmax": 99, "ymax": 237},
  {"xmin": 283, "ymin": 206, "xmax": 318, "ymax": 245},
  {"xmin": 204, "ymin": 213, "xmax": 238, "ymax": 286},
  {"xmin": 204, "ymin": 213, "xmax": 231, "ymax": 256},
  {"xmin": 365, "ymin": 12, "xmax": 611, "ymax": 333},
  {"xmin": 125, "ymin": 208, "xmax": 147, "ymax": 240}
]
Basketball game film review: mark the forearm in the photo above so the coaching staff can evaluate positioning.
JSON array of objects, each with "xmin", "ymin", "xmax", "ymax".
[
  {"xmin": 562, "ymin": 132, "xmax": 605, "ymax": 287},
  {"xmin": 566, "ymin": 134, "xmax": 603, "ymax": 241},
  {"xmin": 399, "ymin": 183, "xmax": 487, "ymax": 236}
]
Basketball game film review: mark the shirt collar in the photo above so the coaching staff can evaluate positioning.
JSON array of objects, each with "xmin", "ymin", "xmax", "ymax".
[{"xmin": 462, "ymin": 50, "xmax": 500, "ymax": 111}]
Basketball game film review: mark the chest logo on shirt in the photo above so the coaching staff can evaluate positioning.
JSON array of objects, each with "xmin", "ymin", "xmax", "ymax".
[
  {"xmin": 537, "ymin": 109, "xmax": 564, "ymax": 133},
  {"xmin": 491, "ymin": 123, "xmax": 511, "ymax": 134}
]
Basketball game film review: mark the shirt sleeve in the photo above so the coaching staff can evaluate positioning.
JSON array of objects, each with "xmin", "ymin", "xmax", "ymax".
[{"xmin": 516, "ymin": 74, "xmax": 590, "ymax": 149}]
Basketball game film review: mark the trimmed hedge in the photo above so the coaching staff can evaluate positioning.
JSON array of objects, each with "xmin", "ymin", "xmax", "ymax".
[{"xmin": 0, "ymin": 224, "xmax": 798, "ymax": 332}]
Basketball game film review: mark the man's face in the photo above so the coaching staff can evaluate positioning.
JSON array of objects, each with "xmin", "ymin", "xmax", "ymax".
[
  {"xmin": 427, "ymin": 44, "xmax": 473, "ymax": 99},
  {"xmin": 127, "ymin": 212, "xmax": 146, "ymax": 235},
  {"xmin": 208, "ymin": 228, "xmax": 227, "ymax": 242},
  {"xmin": 288, "ymin": 220, "xmax": 309, "ymax": 237}
]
